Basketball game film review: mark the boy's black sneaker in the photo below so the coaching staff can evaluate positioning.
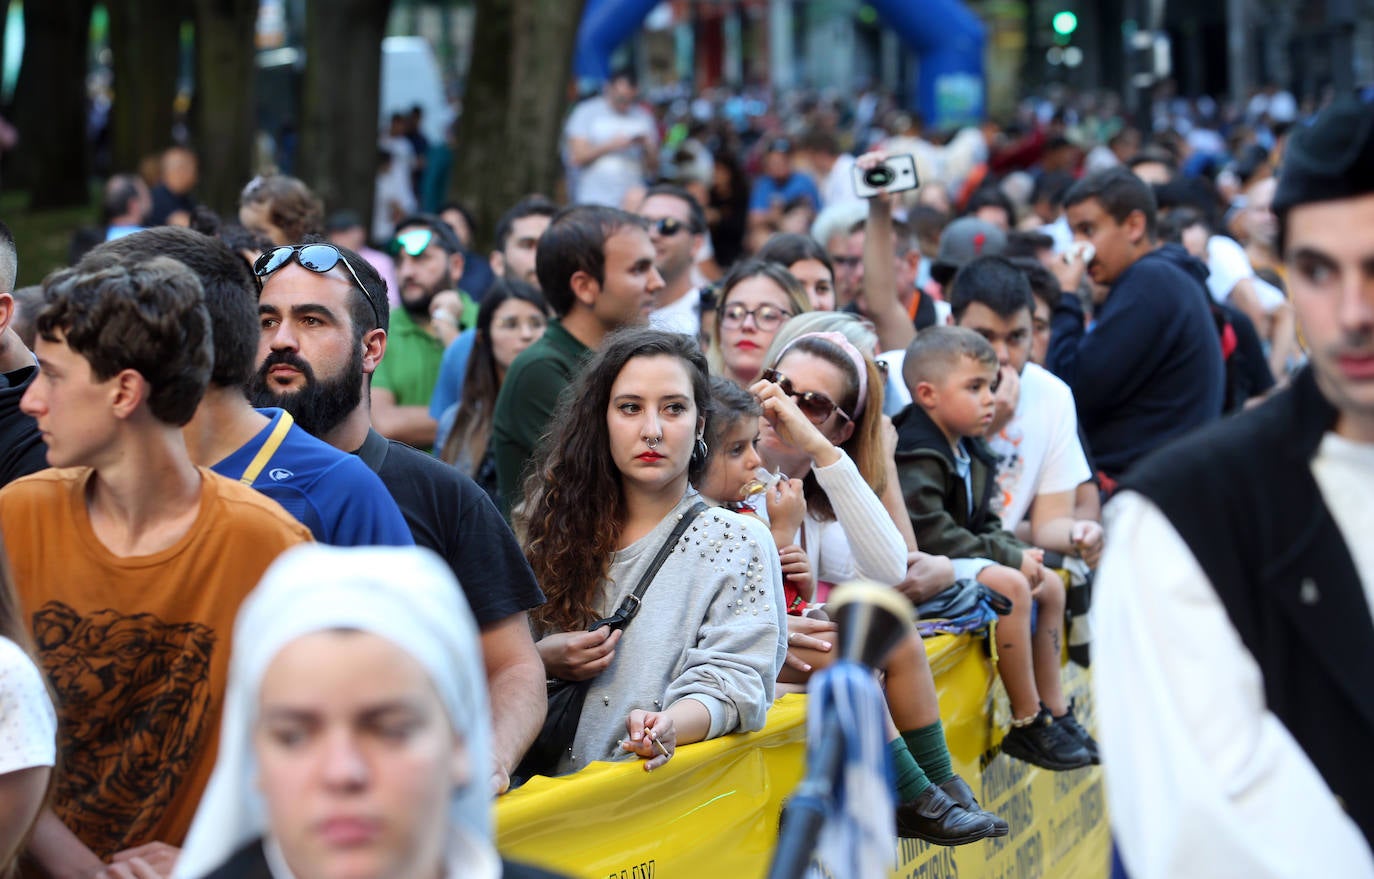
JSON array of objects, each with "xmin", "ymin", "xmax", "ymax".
[
  {"xmin": 1000, "ymin": 707, "xmax": 1094, "ymax": 771},
  {"xmin": 1054, "ymin": 700, "xmax": 1100, "ymax": 764}
]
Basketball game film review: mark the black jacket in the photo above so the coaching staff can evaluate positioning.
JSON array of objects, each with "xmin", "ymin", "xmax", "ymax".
[
  {"xmin": 0, "ymin": 364, "xmax": 48, "ymax": 487},
  {"xmin": 1123, "ymin": 366, "xmax": 1374, "ymax": 848},
  {"xmin": 1048, "ymin": 243, "xmax": 1225, "ymax": 479}
]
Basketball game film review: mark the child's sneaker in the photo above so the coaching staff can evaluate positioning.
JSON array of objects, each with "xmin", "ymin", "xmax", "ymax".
[
  {"xmin": 1054, "ymin": 700, "xmax": 1099, "ymax": 763},
  {"xmin": 1000, "ymin": 707, "xmax": 1094, "ymax": 771}
]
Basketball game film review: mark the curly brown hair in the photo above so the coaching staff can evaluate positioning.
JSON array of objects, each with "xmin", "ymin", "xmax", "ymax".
[{"xmin": 524, "ymin": 328, "xmax": 711, "ymax": 633}]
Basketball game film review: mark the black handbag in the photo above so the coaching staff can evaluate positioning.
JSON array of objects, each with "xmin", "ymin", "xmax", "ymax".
[{"xmin": 514, "ymin": 501, "xmax": 708, "ymax": 781}]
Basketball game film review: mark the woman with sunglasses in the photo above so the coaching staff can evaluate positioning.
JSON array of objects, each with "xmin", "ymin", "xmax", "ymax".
[
  {"xmin": 750, "ymin": 327, "xmax": 1004, "ymax": 844},
  {"xmin": 752, "ymin": 330, "xmax": 906, "ymax": 591},
  {"xmin": 438, "ymin": 281, "xmax": 549, "ymax": 506},
  {"xmin": 756, "ymin": 233, "xmax": 837, "ymax": 312},
  {"xmin": 707, "ymin": 260, "xmax": 810, "ymax": 387},
  {"xmin": 523, "ymin": 328, "xmax": 785, "ymax": 775}
]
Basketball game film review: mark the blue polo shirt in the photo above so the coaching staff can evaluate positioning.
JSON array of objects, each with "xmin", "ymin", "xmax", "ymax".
[
  {"xmin": 212, "ymin": 408, "xmax": 414, "ymax": 547},
  {"xmin": 749, "ymin": 172, "xmax": 821, "ymax": 213}
]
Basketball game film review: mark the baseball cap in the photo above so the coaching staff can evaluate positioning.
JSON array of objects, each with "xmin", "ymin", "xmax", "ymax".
[{"xmin": 930, "ymin": 217, "xmax": 1008, "ymax": 286}]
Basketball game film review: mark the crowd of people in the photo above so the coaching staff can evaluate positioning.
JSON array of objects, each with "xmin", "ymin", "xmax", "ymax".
[{"xmin": 0, "ymin": 62, "xmax": 1370, "ymax": 879}]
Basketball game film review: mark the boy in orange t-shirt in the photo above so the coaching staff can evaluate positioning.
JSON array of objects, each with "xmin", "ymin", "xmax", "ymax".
[{"xmin": 0, "ymin": 256, "xmax": 310, "ymax": 875}]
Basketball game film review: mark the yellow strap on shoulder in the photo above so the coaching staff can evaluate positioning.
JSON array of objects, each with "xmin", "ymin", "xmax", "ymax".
[{"xmin": 239, "ymin": 411, "xmax": 295, "ymax": 485}]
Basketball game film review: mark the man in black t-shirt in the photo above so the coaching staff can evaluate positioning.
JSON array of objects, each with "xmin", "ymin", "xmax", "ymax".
[
  {"xmin": 249, "ymin": 237, "xmax": 547, "ymax": 794},
  {"xmin": 0, "ymin": 221, "xmax": 50, "ymax": 487}
]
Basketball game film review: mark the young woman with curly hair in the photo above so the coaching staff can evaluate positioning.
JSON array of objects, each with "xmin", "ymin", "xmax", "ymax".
[{"xmin": 522, "ymin": 328, "xmax": 785, "ymax": 775}]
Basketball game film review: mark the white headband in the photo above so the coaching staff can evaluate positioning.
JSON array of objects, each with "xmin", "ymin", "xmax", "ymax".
[{"xmin": 775, "ymin": 331, "xmax": 870, "ymax": 418}]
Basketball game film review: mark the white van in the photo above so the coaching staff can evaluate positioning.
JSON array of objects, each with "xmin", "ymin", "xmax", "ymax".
[{"xmin": 379, "ymin": 36, "xmax": 454, "ymax": 143}]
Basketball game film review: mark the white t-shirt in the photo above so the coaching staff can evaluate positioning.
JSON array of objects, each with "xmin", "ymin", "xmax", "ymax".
[
  {"xmin": 373, "ymin": 169, "xmax": 417, "ymax": 243},
  {"xmin": 649, "ymin": 286, "xmax": 702, "ymax": 337},
  {"xmin": 986, "ymin": 362, "xmax": 1092, "ymax": 528},
  {"xmin": 564, "ymin": 96, "xmax": 658, "ymax": 208},
  {"xmin": 0, "ymin": 635, "xmax": 56, "ymax": 775},
  {"xmin": 1206, "ymin": 235, "xmax": 1287, "ymax": 313},
  {"xmin": 820, "ymin": 154, "xmax": 860, "ymax": 210}
]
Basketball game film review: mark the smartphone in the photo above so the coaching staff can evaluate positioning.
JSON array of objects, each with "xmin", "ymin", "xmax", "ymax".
[{"xmin": 853, "ymin": 154, "xmax": 920, "ymax": 199}]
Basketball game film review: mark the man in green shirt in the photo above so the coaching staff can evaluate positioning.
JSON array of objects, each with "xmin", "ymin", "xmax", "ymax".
[
  {"xmin": 491, "ymin": 205, "xmax": 664, "ymax": 516},
  {"xmin": 371, "ymin": 214, "xmax": 466, "ymax": 449}
]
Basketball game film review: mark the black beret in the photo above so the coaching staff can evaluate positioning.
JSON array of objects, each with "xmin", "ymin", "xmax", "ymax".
[{"xmin": 1273, "ymin": 95, "xmax": 1374, "ymax": 221}]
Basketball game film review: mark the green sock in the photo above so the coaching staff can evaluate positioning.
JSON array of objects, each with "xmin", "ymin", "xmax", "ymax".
[
  {"xmin": 888, "ymin": 737, "xmax": 931, "ymax": 802},
  {"xmin": 902, "ymin": 721, "xmax": 955, "ymax": 786}
]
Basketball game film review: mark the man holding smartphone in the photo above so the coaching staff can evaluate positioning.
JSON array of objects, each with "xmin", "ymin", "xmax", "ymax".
[{"xmin": 564, "ymin": 70, "xmax": 658, "ymax": 209}]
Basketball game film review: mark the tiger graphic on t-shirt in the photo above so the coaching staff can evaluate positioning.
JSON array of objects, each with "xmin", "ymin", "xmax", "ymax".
[{"xmin": 31, "ymin": 601, "xmax": 216, "ymax": 857}]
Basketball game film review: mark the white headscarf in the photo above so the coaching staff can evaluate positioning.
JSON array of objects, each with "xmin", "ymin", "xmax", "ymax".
[{"xmin": 175, "ymin": 544, "xmax": 494, "ymax": 879}]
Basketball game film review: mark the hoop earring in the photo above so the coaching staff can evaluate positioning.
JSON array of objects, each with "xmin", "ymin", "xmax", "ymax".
[{"xmin": 691, "ymin": 437, "xmax": 709, "ymax": 468}]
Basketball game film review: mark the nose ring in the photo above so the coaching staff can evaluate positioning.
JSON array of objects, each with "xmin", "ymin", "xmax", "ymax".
[{"xmin": 646, "ymin": 436, "xmax": 661, "ymax": 449}]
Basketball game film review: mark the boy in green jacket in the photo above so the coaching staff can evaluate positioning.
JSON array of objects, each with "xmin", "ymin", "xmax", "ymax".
[{"xmin": 893, "ymin": 325, "xmax": 1094, "ymax": 770}]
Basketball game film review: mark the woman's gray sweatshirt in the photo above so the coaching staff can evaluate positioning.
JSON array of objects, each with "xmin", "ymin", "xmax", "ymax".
[{"xmin": 559, "ymin": 491, "xmax": 786, "ymax": 774}]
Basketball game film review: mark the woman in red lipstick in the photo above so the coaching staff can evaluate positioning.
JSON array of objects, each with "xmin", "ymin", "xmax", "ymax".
[
  {"xmin": 522, "ymin": 328, "xmax": 785, "ymax": 776},
  {"xmin": 175, "ymin": 545, "xmax": 566, "ymax": 879},
  {"xmin": 707, "ymin": 260, "xmax": 810, "ymax": 386}
]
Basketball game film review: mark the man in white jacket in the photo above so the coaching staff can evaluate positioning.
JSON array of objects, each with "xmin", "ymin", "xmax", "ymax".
[{"xmin": 1093, "ymin": 96, "xmax": 1374, "ymax": 878}]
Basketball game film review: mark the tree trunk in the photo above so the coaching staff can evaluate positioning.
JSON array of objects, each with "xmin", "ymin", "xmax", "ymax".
[
  {"xmin": 451, "ymin": 0, "xmax": 586, "ymax": 251},
  {"xmin": 14, "ymin": 0, "xmax": 94, "ymax": 208},
  {"xmin": 109, "ymin": 0, "xmax": 187, "ymax": 175},
  {"xmin": 191, "ymin": 0, "xmax": 257, "ymax": 216},
  {"xmin": 298, "ymin": 0, "xmax": 393, "ymax": 223}
]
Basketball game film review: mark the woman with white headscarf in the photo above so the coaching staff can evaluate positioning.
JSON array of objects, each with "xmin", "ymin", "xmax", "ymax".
[{"xmin": 171, "ymin": 544, "xmax": 565, "ymax": 879}]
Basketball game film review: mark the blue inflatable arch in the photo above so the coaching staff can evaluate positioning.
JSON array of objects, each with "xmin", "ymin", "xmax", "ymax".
[{"xmin": 573, "ymin": 0, "xmax": 985, "ymax": 128}]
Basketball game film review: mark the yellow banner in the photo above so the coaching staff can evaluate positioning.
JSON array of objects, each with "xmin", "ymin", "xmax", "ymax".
[{"xmin": 496, "ymin": 634, "xmax": 1110, "ymax": 879}]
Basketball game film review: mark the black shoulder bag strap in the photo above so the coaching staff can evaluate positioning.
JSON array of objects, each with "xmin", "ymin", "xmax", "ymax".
[{"xmin": 590, "ymin": 501, "xmax": 709, "ymax": 632}]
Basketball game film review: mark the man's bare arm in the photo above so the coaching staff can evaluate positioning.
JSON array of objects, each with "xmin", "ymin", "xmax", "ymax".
[{"xmin": 481, "ymin": 612, "xmax": 547, "ymax": 793}]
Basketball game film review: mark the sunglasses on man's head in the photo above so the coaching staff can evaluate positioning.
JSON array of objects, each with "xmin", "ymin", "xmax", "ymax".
[
  {"xmin": 253, "ymin": 244, "xmax": 382, "ymax": 328},
  {"xmin": 390, "ymin": 228, "xmax": 435, "ymax": 258},
  {"xmin": 761, "ymin": 368, "xmax": 852, "ymax": 425}
]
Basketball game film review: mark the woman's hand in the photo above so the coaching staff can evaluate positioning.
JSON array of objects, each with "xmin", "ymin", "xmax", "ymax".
[
  {"xmin": 777, "ymin": 544, "xmax": 814, "ymax": 603},
  {"xmin": 765, "ymin": 477, "xmax": 807, "ymax": 544},
  {"xmin": 536, "ymin": 628, "xmax": 622, "ymax": 681},
  {"xmin": 750, "ymin": 378, "xmax": 839, "ymax": 467},
  {"xmin": 880, "ymin": 415, "xmax": 899, "ymax": 460},
  {"xmin": 621, "ymin": 709, "xmax": 677, "ymax": 771},
  {"xmin": 783, "ymin": 614, "xmax": 837, "ymax": 673}
]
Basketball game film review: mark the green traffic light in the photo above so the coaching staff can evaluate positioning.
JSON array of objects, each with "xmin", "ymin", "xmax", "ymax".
[{"xmin": 1052, "ymin": 10, "xmax": 1078, "ymax": 35}]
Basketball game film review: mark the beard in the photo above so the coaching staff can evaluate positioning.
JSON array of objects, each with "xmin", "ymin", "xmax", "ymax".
[
  {"xmin": 400, "ymin": 269, "xmax": 452, "ymax": 319},
  {"xmin": 248, "ymin": 345, "xmax": 364, "ymax": 439}
]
